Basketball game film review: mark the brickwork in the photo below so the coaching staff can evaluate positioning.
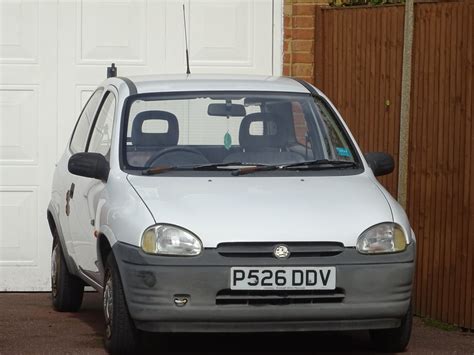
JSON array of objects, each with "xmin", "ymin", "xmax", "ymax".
[{"xmin": 283, "ymin": 0, "xmax": 329, "ymax": 83}]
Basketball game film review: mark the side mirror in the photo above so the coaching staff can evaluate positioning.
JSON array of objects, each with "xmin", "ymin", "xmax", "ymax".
[
  {"xmin": 364, "ymin": 152, "xmax": 394, "ymax": 177},
  {"xmin": 68, "ymin": 153, "xmax": 110, "ymax": 181}
]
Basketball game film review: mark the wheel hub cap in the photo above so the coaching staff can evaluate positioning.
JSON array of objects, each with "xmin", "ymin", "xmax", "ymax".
[
  {"xmin": 51, "ymin": 245, "xmax": 59, "ymax": 298},
  {"xmin": 103, "ymin": 277, "xmax": 113, "ymax": 338}
]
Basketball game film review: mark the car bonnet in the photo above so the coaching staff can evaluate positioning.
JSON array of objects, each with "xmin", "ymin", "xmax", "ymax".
[{"xmin": 127, "ymin": 174, "xmax": 393, "ymax": 248}]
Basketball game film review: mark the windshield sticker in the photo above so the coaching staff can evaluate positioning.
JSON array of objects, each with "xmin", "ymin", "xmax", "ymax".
[
  {"xmin": 336, "ymin": 147, "xmax": 351, "ymax": 157},
  {"xmin": 224, "ymin": 132, "xmax": 232, "ymax": 150}
]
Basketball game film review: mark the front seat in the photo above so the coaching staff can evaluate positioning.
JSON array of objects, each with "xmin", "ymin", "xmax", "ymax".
[
  {"xmin": 131, "ymin": 110, "xmax": 209, "ymax": 167},
  {"xmin": 223, "ymin": 112, "xmax": 304, "ymax": 165},
  {"xmin": 131, "ymin": 110, "xmax": 180, "ymax": 148}
]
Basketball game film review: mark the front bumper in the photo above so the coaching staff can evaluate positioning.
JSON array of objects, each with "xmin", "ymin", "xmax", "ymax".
[{"xmin": 113, "ymin": 242, "xmax": 415, "ymax": 333}]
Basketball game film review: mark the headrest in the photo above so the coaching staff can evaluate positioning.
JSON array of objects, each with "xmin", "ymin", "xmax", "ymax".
[
  {"xmin": 239, "ymin": 113, "xmax": 287, "ymax": 149},
  {"xmin": 131, "ymin": 111, "xmax": 179, "ymax": 146}
]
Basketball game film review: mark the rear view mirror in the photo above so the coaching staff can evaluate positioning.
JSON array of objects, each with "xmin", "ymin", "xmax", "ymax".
[
  {"xmin": 68, "ymin": 153, "xmax": 110, "ymax": 181},
  {"xmin": 208, "ymin": 103, "xmax": 246, "ymax": 117},
  {"xmin": 364, "ymin": 152, "xmax": 394, "ymax": 177}
]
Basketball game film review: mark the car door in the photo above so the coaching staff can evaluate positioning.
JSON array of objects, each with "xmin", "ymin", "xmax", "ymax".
[
  {"xmin": 59, "ymin": 88, "xmax": 104, "ymax": 258},
  {"xmin": 68, "ymin": 89, "xmax": 117, "ymax": 281}
]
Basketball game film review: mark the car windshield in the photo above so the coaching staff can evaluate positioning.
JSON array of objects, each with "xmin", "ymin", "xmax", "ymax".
[{"xmin": 122, "ymin": 92, "xmax": 358, "ymax": 172}]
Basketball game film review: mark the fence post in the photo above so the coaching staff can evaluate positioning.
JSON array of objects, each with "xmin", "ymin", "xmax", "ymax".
[
  {"xmin": 314, "ymin": 5, "xmax": 324, "ymax": 86},
  {"xmin": 397, "ymin": 0, "xmax": 414, "ymax": 208}
]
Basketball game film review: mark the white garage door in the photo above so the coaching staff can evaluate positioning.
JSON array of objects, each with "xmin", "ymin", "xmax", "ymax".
[{"xmin": 0, "ymin": 0, "xmax": 282, "ymax": 291}]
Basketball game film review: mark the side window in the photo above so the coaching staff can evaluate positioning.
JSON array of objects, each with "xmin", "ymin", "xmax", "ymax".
[
  {"xmin": 88, "ymin": 92, "xmax": 116, "ymax": 157},
  {"xmin": 70, "ymin": 89, "xmax": 104, "ymax": 153}
]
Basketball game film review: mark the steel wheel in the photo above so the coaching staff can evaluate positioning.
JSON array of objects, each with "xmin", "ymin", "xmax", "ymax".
[
  {"xmin": 50, "ymin": 240, "xmax": 84, "ymax": 312},
  {"xmin": 104, "ymin": 276, "xmax": 114, "ymax": 339},
  {"xmin": 103, "ymin": 253, "xmax": 139, "ymax": 354},
  {"xmin": 51, "ymin": 243, "xmax": 60, "ymax": 298}
]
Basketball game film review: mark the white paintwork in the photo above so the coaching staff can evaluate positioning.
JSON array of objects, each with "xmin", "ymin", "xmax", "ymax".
[
  {"xmin": 53, "ymin": 148, "xmax": 155, "ymax": 278},
  {"xmin": 126, "ymin": 174, "xmax": 393, "ymax": 248},
  {"xmin": 51, "ymin": 81, "xmax": 156, "ymax": 280},
  {"xmin": 1, "ymin": 0, "xmax": 281, "ymax": 291},
  {"xmin": 123, "ymin": 74, "xmax": 309, "ymax": 94}
]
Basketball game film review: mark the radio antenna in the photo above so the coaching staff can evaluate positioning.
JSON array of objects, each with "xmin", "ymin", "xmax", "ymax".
[{"xmin": 183, "ymin": 4, "xmax": 191, "ymax": 75}]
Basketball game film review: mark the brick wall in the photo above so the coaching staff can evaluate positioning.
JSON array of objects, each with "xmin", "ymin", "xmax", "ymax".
[{"xmin": 283, "ymin": 0, "xmax": 329, "ymax": 83}]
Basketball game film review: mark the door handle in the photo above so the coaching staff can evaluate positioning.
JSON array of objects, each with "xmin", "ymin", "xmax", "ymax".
[{"xmin": 69, "ymin": 183, "xmax": 75, "ymax": 199}]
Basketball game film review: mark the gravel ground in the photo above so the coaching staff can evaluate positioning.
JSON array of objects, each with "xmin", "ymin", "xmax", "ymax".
[{"xmin": 0, "ymin": 293, "xmax": 472, "ymax": 354}]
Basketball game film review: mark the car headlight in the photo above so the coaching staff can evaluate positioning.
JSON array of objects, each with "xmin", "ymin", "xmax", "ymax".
[
  {"xmin": 141, "ymin": 224, "xmax": 202, "ymax": 256},
  {"xmin": 356, "ymin": 223, "xmax": 407, "ymax": 254}
]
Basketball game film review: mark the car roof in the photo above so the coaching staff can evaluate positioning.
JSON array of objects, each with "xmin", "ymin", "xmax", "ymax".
[{"xmin": 105, "ymin": 74, "xmax": 316, "ymax": 95}]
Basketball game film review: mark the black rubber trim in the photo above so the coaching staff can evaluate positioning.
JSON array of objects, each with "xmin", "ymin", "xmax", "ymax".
[
  {"xmin": 117, "ymin": 76, "xmax": 137, "ymax": 95},
  {"xmin": 113, "ymin": 242, "xmax": 416, "ymax": 267},
  {"xmin": 217, "ymin": 241, "xmax": 345, "ymax": 257},
  {"xmin": 292, "ymin": 77, "xmax": 318, "ymax": 95},
  {"xmin": 135, "ymin": 318, "xmax": 401, "ymax": 333},
  {"xmin": 85, "ymin": 91, "xmax": 115, "ymax": 152}
]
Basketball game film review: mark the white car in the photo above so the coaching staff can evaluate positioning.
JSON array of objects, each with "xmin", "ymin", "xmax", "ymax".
[{"xmin": 47, "ymin": 72, "xmax": 415, "ymax": 354}]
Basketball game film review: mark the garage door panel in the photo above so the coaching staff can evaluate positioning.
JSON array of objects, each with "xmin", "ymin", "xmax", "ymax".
[
  {"xmin": 165, "ymin": 0, "xmax": 272, "ymax": 74},
  {"xmin": 0, "ymin": 187, "xmax": 38, "ymax": 266},
  {"xmin": 77, "ymin": 0, "xmax": 147, "ymax": 65},
  {"xmin": 0, "ymin": 86, "xmax": 39, "ymax": 165},
  {"xmin": 0, "ymin": 0, "xmax": 57, "ymax": 291},
  {"xmin": 0, "ymin": 266, "xmax": 50, "ymax": 291},
  {"xmin": 189, "ymin": 1, "xmax": 255, "ymax": 65},
  {"xmin": 76, "ymin": 87, "xmax": 95, "ymax": 118},
  {"xmin": 187, "ymin": 0, "xmax": 272, "ymax": 73},
  {"xmin": 0, "ymin": 0, "xmax": 38, "ymax": 64}
]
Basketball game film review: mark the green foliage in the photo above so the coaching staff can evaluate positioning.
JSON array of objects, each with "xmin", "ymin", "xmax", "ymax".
[
  {"xmin": 329, "ymin": 0, "xmax": 405, "ymax": 6},
  {"xmin": 422, "ymin": 318, "xmax": 460, "ymax": 332}
]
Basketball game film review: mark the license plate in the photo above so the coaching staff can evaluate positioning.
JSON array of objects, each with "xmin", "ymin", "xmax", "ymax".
[{"xmin": 230, "ymin": 267, "xmax": 336, "ymax": 290}]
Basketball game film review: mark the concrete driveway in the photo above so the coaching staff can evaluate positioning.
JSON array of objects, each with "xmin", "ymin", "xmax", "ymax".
[{"xmin": 0, "ymin": 293, "xmax": 473, "ymax": 354}]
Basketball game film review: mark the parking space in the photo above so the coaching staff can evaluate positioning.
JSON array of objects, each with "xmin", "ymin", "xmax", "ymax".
[{"xmin": 0, "ymin": 293, "xmax": 472, "ymax": 354}]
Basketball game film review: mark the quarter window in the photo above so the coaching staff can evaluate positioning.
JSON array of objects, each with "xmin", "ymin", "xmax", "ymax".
[
  {"xmin": 88, "ymin": 92, "xmax": 116, "ymax": 158},
  {"xmin": 70, "ymin": 89, "xmax": 104, "ymax": 153}
]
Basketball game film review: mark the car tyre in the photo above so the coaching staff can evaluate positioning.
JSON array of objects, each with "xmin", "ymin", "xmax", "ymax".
[
  {"xmin": 370, "ymin": 302, "xmax": 413, "ymax": 353},
  {"xmin": 51, "ymin": 240, "xmax": 84, "ymax": 312},
  {"xmin": 104, "ymin": 253, "xmax": 139, "ymax": 355}
]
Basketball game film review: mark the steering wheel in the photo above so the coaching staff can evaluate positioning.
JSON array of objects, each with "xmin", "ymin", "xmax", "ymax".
[{"xmin": 145, "ymin": 146, "xmax": 209, "ymax": 167}]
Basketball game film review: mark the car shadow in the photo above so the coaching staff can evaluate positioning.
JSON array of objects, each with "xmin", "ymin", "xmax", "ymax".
[
  {"xmin": 75, "ymin": 293, "xmax": 390, "ymax": 354},
  {"xmin": 140, "ymin": 331, "xmax": 380, "ymax": 354},
  {"xmin": 65, "ymin": 292, "xmax": 106, "ymax": 349}
]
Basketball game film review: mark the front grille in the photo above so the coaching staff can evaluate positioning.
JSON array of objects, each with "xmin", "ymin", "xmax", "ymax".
[
  {"xmin": 216, "ymin": 242, "xmax": 344, "ymax": 258},
  {"xmin": 216, "ymin": 288, "xmax": 345, "ymax": 306}
]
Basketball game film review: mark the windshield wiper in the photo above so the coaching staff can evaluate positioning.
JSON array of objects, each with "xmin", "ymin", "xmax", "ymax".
[
  {"xmin": 142, "ymin": 159, "xmax": 357, "ymax": 176},
  {"xmin": 142, "ymin": 165, "xmax": 178, "ymax": 175},
  {"xmin": 282, "ymin": 159, "xmax": 358, "ymax": 170},
  {"xmin": 232, "ymin": 159, "xmax": 358, "ymax": 176},
  {"xmin": 142, "ymin": 162, "xmax": 267, "ymax": 175},
  {"xmin": 231, "ymin": 164, "xmax": 281, "ymax": 176},
  {"xmin": 192, "ymin": 162, "xmax": 263, "ymax": 171}
]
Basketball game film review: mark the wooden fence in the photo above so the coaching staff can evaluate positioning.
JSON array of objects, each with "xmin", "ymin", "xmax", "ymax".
[
  {"xmin": 314, "ymin": 5, "xmax": 405, "ymax": 197},
  {"xmin": 314, "ymin": 0, "xmax": 474, "ymax": 329}
]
